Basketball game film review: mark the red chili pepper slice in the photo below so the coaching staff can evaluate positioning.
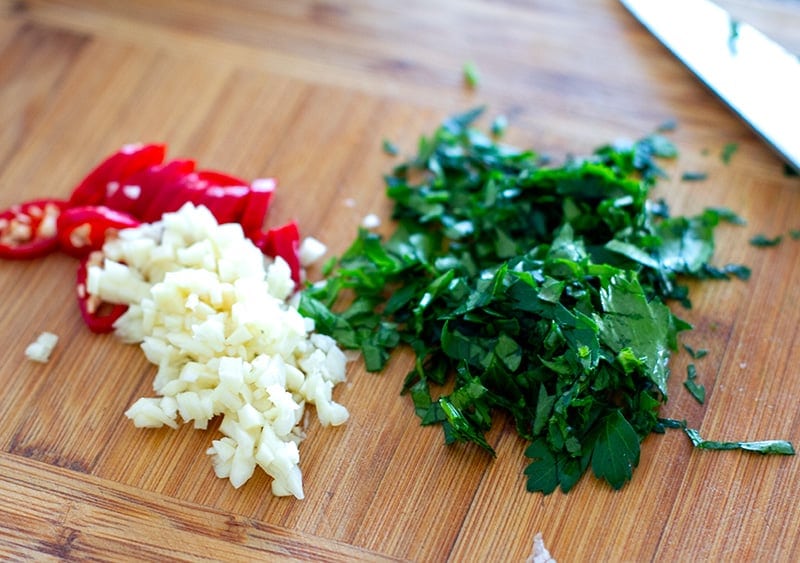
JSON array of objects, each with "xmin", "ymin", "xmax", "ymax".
[
  {"xmin": 0, "ymin": 198, "xmax": 68, "ymax": 260},
  {"xmin": 136, "ymin": 160, "xmax": 196, "ymax": 223},
  {"xmin": 126, "ymin": 159, "xmax": 197, "ymax": 221},
  {"xmin": 57, "ymin": 205, "xmax": 141, "ymax": 258},
  {"xmin": 103, "ymin": 181, "xmax": 144, "ymax": 216},
  {"xmin": 253, "ymin": 220, "xmax": 302, "ymax": 286},
  {"xmin": 76, "ymin": 254, "xmax": 128, "ymax": 333},
  {"xmin": 198, "ymin": 185, "xmax": 251, "ymax": 224},
  {"xmin": 143, "ymin": 168, "xmax": 250, "ymax": 223},
  {"xmin": 159, "ymin": 171, "xmax": 207, "ymax": 213},
  {"xmin": 193, "ymin": 170, "xmax": 248, "ymax": 188},
  {"xmin": 240, "ymin": 178, "xmax": 276, "ymax": 238},
  {"xmin": 69, "ymin": 143, "xmax": 166, "ymax": 207}
]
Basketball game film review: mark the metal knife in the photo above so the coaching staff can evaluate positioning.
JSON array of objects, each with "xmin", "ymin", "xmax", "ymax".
[{"xmin": 620, "ymin": 0, "xmax": 800, "ymax": 172}]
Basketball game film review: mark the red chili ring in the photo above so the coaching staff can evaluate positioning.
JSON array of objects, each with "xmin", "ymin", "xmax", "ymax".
[{"xmin": 0, "ymin": 198, "xmax": 68, "ymax": 260}]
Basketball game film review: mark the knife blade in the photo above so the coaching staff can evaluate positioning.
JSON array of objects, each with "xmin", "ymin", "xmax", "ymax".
[{"xmin": 620, "ymin": 0, "xmax": 800, "ymax": 173}]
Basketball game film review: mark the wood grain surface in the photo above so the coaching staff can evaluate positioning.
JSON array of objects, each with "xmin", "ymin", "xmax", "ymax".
[{"xmin": 1, "ymin": 0, "xmax": 799, "ymax": 561}]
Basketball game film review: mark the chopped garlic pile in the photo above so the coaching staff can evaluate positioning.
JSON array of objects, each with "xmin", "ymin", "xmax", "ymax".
[{"xmin": 87, "ymin": 203, "xmax": 348, "ymax": 499}]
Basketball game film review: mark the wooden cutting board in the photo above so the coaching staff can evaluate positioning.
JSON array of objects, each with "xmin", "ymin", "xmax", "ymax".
[{"xmin": 2, "ymin": 0, "xmax": 799, "ymax": 560}]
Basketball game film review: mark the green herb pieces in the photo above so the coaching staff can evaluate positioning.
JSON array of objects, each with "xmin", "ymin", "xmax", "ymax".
[
  {"xmin": 749, "ymin": 234, "xmax": 782, "ymax": 247},
  {"xmin": 302, "ymin": 107, "xmax": 759, "ymax": 494}
]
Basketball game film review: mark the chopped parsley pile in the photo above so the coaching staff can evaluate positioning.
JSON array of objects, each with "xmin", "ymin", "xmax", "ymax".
[{"xmin": 300, "ymin": 107, "xmax": 794, "ymax": 494}]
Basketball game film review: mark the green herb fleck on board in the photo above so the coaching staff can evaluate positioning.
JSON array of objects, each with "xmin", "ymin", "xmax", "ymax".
[
  {"xmin": 684, "ymin": 380, "xmax": 705, "ymax": 404},
  {"xmin": 681, "ymin": 171, "xmax": 708, "ymax": 182},
  {"xmin": 491, "ymin": 114, "xmax": 508, "ymax": 137},
  {"xmin": 463, "ymin": 61, "xmax": 480, "ymax": 88},
  {"xmin": 656, "ymin": 118, "xmax": 678, "ymax": 133},
  {"xmin": 721, "ymin": 142, "xmax": 738, "ymax": 164},
  {"xmin": 684, "ymin": 425, "xmax": 794, "ymax": 455},
  {"xmin": 749, "ymin": 234, "xmax": 782, "ymax": 247},
  {"xmin": 661, "ymin": 419, "xmax": 794, "ymax": 455},
  {"xmin": 382, "ymin": 139, "xmax": 399, "ymax": 156},
  {"xmin": 684, "ymin": 364, "xmax": 705, "ymax": 404},
  {"xmin": 684, "ymin": 345, "xmax": 708, "ymax": 359},
  {"xmin": 706, "ymin": 206, "xmax": 746, "ymax": 225},
  {"xmin": 643, "ymin": 133, "xmax": 679, "ymax": 159},
  {"xmin": 719, "ymin": 263, "xmax": 751, "ymax": 280}
]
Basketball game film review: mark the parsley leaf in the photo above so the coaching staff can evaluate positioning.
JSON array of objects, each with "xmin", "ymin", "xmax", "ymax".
[
  {"xmin": 597, "ymin": 271, "xmax": 676, "ymax": 396},
  {"xmin": 524, "ymin": 439, "xmax": 561, "ymax": 494},
  {"xmin": 589, "ymin": 410, "xmax": 641, "ymax": 490},
  {"xmin": 683, "ymin": 426, "xmax": 795, "ymax": 455}
]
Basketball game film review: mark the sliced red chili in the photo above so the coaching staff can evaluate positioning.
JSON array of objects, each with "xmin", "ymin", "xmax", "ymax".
[
  {"xmin": 76, "ymin": 254, "xmax": 128, "ymax": 333},
  {"xmin": 103, "ymin": 181, "xmax": 145, "ymax": 216},
  {"xmin": 240, "ymin": 178, "xmax": 276, "ymax": 238},
  {"xmin": 69, "ymin": 143, "xmax": 166, "ymax": 207},
  {"xmin": 0, "ymin": 198, "xmax": 68, "ymax": 260},
  {"xmin": 128, "ymin": 159, "xmax": 197, "ymax": 221},
  {"xmin": 57, "ymin": 205, "xmax": 141, "ymax": 258},
  {"xmin": 193, "ymin": 170, "xmax": 248, "ymax": 188},
  {"xmin": 163, "ymin": 171, "xmax": 206, "ymax": 212},
  {"xmin": 198, "ymin": 185, "xmax": 251, "ymax": 224},
  {"xmin": 139, "ymin": 163, "xmax": 210, "ymax": 222},
  {"xmin": 143, "ymin": 168, "xmax": 250, "ymax": 223},
  {"xmin": 253, "ymin": 220, "xmax": 302, "ymax": 286}
]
